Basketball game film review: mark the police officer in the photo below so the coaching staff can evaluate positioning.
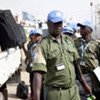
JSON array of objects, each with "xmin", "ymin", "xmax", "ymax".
[
  {"xmin": 32, "ymin": 10, "xmax": 92, "ymax": 100},
  {"xmin": 26, "ymin": 28, "xmax": 43, "ymax": 100},
  {"xmin": 75, "ymin": 20, "xmax": 100, "ymax": 100}
]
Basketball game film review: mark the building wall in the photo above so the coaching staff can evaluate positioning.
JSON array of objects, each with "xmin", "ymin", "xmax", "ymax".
[{"xmin": 95, "ymin": 4, "xmax": 100, "ymax": 39}]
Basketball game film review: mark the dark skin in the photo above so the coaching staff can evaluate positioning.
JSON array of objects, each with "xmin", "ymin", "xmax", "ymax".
[
  {"xmin": 33, "ymin": 21, "xmax": 63, "ymax": 100},
  {"xmin": 33, "ymin": 72, "xmax": 43, "ymax": 100},
  {"xmin": 34, "ymin": 34, "xmax": 42, "ymax": 43},
  {"xmin": 76, "ymin": 26, "xmax": 93, "ymax": 94},
  {"xmin": 47, "ymin": 20, "xmax": 63, "ymax": 43},
  {"xmin": 80, "ymin": 26, "xmax": 92, "ymax": 41},
  {"xmin": 47, "ymin": 21, "xmax": 62, "ymax": 36},
  {"xmin": 33, "ymin": 21, "xmax": 92, "ymax": 100},
  {"xmin": 78, "ymin": 26, "xmax": 93, "ymax": 94},
  {"xmin": 74, "ymin": 59, "xmax": 92, "ymax": 95}
]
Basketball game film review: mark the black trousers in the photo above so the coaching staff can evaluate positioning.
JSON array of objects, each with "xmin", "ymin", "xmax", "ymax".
[
  {"xmin": 77, "ymin": 73, "xmax": 92, "ymax": 100},
  {"xmin": 77, "ymin": 73, "xmax": 100, "ymax": 100},
  {"xmin": 29, "ymin": 72, "xmax": 33, "ymax": 93}
]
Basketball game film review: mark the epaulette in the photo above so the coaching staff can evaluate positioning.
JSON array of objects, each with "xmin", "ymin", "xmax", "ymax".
[
  {"xmin": 41, "ymin": 35, "xmax": 49, "ymax": 42},
  {"xmin": 90, "ymin": 39, "xmax": 100, "ymax": 47},
  {"xmin": 40, "ymin": 35, "xmax": 51, "ymax": 45},
  {"xmin": 42, "ymin": 36, "xmax": 47, "ymax": 40},
  {"xmin": 64, "ymin": 34, "xmax": 73, "ymax": 42}
]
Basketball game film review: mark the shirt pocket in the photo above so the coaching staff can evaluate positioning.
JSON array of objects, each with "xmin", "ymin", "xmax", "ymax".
[
  {"xmin": 46, "ymin": 49, "xmax": 59, "ymax": 69},
  {"xmin": 67, "ymin": 47, "xmax": 75, "ymax": 62},
  {"xmin": 47, "ymin": 49, "xmax": 59, "ymax": 59}
]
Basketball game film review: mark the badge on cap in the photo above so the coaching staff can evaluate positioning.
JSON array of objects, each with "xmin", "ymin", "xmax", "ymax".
[{"xmin": 56, "ymin": 12, "xmax": 62, "ymax": 17}]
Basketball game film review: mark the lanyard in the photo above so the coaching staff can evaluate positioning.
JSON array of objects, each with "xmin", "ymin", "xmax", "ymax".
[
  {"xmin": 81, "ymin": 41, "xmax": 90, "ymax": 61},
  {"xmin": 30, "ymin": 44, "xmax": 36, "ymax": 60}
]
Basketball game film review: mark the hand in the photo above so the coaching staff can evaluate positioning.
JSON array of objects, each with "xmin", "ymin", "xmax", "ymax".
[
  {"xmin": 83, "ymin": 82, "xmax": 92, "ymax": 95},
  {"xmin": 80, "ymin": 75, "xmax": 92, "ymax": 95},
  {"xmin": 25, "ymin": 57, "xmax": 28, "ymax": 64}
]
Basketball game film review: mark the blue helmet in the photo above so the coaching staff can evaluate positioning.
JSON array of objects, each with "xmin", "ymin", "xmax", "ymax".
[
  {"xmin": 29, "ymin": 29, "xmax": 35, "ymax": 36},
  {"xmin": 62, "ymin": 26, "xmax": 75, "ymax": 35},
  {"xmin": 47, "ymin": 10, "xmax": 64, "ymax": 23},
  {"xmin": 69, "ymin": 22, "xmax": 78, "ymax": 32},
  {"xmin": 34, "ymin": 29, "xmax": 43, "ymax": 36},
  {"xmin": 77, "ymin": 20, "xmax": 94, "ymax": 31}
]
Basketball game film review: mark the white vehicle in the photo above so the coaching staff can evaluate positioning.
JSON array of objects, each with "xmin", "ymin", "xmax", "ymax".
[
  {"xmin": 0, "ymin": 46, "xmax": 22, "ymax": 99},
  {"xmin": 0, "ymin": 47, "xmax": 22, "ymax": 87},
  {"xmin": 0, "ymin": 10, "xmax": 26, "ymax": 100}
]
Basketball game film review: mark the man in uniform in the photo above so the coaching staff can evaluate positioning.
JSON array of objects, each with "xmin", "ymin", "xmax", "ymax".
[
  {"xmin": 32, "ymin": 10, "xmax": 92, "ymax": 100},
  {"xmin": 75, "ymin": 20, "xmax": 100, "ymax": 100},
  {"xmin": 26, "ymin": 28, "xmax": 43, "ymax": 100}
]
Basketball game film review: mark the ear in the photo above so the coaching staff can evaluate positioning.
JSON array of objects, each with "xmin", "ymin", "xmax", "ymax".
[{"xmin": 88, "ymin": 27, "xmax": 93, "ymax": 33}]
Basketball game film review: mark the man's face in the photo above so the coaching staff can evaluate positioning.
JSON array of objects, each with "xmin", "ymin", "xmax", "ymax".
[
  {"xmin": 34, "ymin": 34, "xmax": 42, "ymax": 43},
  {"xmin": 30, "ymin": 35, "xmax": 35, "ymax": 42},
  {"xmin": 47, "ymin": 21, "xmax": 63, "ymax": 37},
  {"xmin": 80, "ymin": 26, "xmax": 92, "ymax": 38}
]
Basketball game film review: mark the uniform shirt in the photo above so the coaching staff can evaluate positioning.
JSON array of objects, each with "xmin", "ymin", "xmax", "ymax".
[
  {"xmin": 74, "ymin": 37, "xmax": 100, "ymax": 88},
  {"xmin": 32, "ymin": 34, "xmax": 79, "ymax": 88},
  {"xmin": 74, "ymin": 38, "xmax": 100, "ymax": 71}
]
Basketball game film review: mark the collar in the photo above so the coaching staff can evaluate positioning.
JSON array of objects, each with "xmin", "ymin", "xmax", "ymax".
[
  {"xmin": 48, "ymin": 33, "xmax": 71, "ymax": 44},
  {"xmin": 49, "ymin": 33, "xmax": 63, "ymax": 43},
  {"xmin": 79, "ymin": 37, "xmax": 92, "ymax": 43}
]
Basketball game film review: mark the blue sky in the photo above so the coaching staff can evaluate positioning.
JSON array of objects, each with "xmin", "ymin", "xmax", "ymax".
[{"xmin": 0, "ymin": 0, "xmax": 99, "ymax": 22}]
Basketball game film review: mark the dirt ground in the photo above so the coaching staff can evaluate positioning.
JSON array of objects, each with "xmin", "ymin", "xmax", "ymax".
[
  {"xmin": 2, "ymin": 47, "xmax": 31, "ymax": 100},
  {"xmin": 7, "ymin": 54, "xmax": 31, "ymax": 100},
  {"xmin": 7, "ymin": 70, "xmax": 30, "ymax": 100}
]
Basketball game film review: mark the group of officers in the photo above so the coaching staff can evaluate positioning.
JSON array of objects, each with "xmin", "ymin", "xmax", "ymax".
[{"xmin": 25, "ymin": 10, "xmax": 100, "ymax": 100}]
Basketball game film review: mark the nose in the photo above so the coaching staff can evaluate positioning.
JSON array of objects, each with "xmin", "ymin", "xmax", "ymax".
[{"xmin": 56, "ymin": 24, "xmax": 62, "ymax": 29}]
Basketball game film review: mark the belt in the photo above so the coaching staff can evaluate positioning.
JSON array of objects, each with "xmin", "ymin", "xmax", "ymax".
[{"xmin": 46, "ymin": 85, "xmax": 71, "ymax": 90}]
